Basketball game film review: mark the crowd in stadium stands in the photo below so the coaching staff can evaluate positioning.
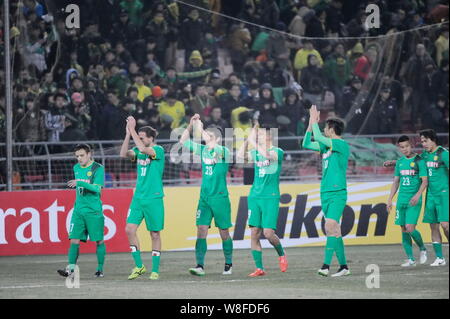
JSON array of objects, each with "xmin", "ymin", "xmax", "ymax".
[{"xmin": 0, "ymin": 0, "xmax": 448, "ymax": 148}]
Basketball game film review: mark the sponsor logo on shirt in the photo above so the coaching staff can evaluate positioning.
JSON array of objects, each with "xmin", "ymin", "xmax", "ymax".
[
  {"xmin": 426, "ymin": 161, "xmax": 439, "ymax": 168},
  {"xmin": 203, "ymin": 157, "xmax": 217, "ymax": 165},
  {"xmin": 256, "ymin": 160, "xmax": 270, "ymax": 168},
  {"xmin": 137, "ymin": 158, "xmax": 151, "ymax": 166},
  {"xmin": 400, "ymin": 170, "xmax": 416, "ymax": 176}
]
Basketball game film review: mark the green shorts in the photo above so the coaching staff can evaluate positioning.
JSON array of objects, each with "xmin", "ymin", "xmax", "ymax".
[
  {"xmin": 127, "ymin": 197, "xmax": 165, "ymax": 231},
  {"xmin": 321, "ymin": 190, "xmax": 347, "ymax": 223},
  {"xmin": 69, "ymin": 210, "xmax": 104, "ymax": 242},
  {"xmin": 423, "ymin": 191, "xmax": 449, "ymax": 224},
  {"xmin": 248, "ymin": 197, "xmax": 280, "ymax": 230},
  {"xmin": 395, "ymin": 199, "xmax": 423, "ymax": 226},
  {"xmin": 196, "ymin": 196, "xmax": 232, "ymax": 229}
]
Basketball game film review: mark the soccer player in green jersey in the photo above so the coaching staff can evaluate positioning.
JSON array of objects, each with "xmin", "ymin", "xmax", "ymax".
[
  {"xmin": 179, "ymin": 114, "xmax": 234, "ymax": 276},
  {"xmin": 386, "ymin": 136, "xmax": 428, "ymax": 267},
  {"xmin": 302, "ymin": 105, "xmax": 350, "ymax": 277},
  {"xmin": 57, "ymin": 144, "xmax": 106, "ymax": 278},
  {"xmin": 237, "ymin": 122, "xmax": 288, "ymax": 277},
  {"xmin": 419, "ymin": 129, "xmax": 449, "ymax": 266},
  {"xmin": 120, "ymin": 116, "xmax": 165, "ymax": 280},
  {"xmin": 384, "ymin": 129, "xmax": 449, "ymax": 267}
]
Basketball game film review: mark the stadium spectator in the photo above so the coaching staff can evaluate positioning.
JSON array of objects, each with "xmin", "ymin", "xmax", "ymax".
[
  {"xmin": 205, "ymin": 106, "xmax": 229, "ymax": 134},
  {"xmin": 68, "ymin": 92, "xmax": 92, "ymax": 134},
  {"xmin": 294, "ymin": 39, "xmax": 324, "ymax": 74},
  {"xmin": 257, "ymin": 83, "xmax": 279, "ymax": 127},
  {"xmin": 60, "ymin": 113, "xmax": 87, "ymax": 146},
  {"xmin": 219, "ymin": 83, "xmax": 244, "ymax": 122},
  {"xmin": 180, "ymin": 9, "xmax": 206, "ymax": 60},
  {"xmin": 266, "ymin": 22, "xmax": 290, "ymax": 70},
  {"xmin": 373, "ymin": 87, "xmax": 400, "ymax": 134},
  {"xmin": 44, "ymin": 93, "xmax": 67, "ymax": 142},
  {"xmin": 299, "ymin": 54, "xmax": 327, "ymax": 107},
  {"xmin": 191, "ymin": 84, "xmax": 218, "ymax": 120},
  {"xmin": 228, "ymin": 23, "xmax": 252, "ymax": 71},
  {"xmin": 158, "ymin": 91, "xmax": 186, "ymax": 129},
  {"xmin": 402, "ymin": 43, "xmax": 436, "ymax": 125},
  {"xmin": 16, "ymin": 98, "xmax": 46, "ymax": 143},
  {"xmin": 423, "ymin": 94, "xmax": 449, "ymax": 133},
  {"xmin": 280, "ymin": 88, "xmax": 308, "ymax": 136}
]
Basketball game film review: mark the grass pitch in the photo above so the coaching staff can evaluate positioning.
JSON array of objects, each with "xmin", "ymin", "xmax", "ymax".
[{"xmin": 0, "ymin": 244, "xmax": 448, "ymax": 299}]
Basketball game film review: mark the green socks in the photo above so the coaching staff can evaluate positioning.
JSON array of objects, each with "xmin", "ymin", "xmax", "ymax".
[
  {"xmin": 222, "ymin": 238, "xmax": 233, "ymax": 264},
  {"xmin": 130, "ymin": 246, "xmax": 143, "ymax": 268},
  {"xmin": 432, "ymin": 242, "xmax": 443, "ymax": 258},
  {"xmin": 152, "ymin": 251, "xmax": 161, "ymax": 273},
  {"xmin": 410, "ymin": 230, "xmax": 426, "ymax": 251},
  {"xmin": 402, "ymin": 232, "xmax": 414, "ymax": 260},
  {"xmin": 68, "ymin": 243, "xmax": 80, "ymax": 271},
  {"xmin": 324, "ymin": 237, "xmax": 337, "ymax": 265},
  {"xmin": 274, "ymin": 243, "xmax": 285, "ymax": 257},
  {"xmin": 251, "ymin": 250, "xmax": 264, "ymax": 269},
  {"xmin": 195, "ymin": 238, "xmax": 207, "ymax": 266},
  {"xmin": 335, "ymin": 237, "xmax": 347, "ymax": 265},
  {"xmin": 96, "ymin": 243, "xmax": 106, "ymax": 271}
]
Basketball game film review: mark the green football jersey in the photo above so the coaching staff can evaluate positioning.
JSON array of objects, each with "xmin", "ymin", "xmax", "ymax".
[
  {"xmin": 184, "ymin": 140, "xmax": 230, "ymax": 198},
  {"xmin": 133, "ymin": 145, "xmax": 165, "ymax": 200},
  {"xmin": 394, "ymin": 154, "xmax": 427, "ymax": 204},
  {"xmin": 73, "ymin": 161, "xmax": 104, "ymax": 213},
  {"xmin": 319, "ymin": 139, "xmax": 349, "ymax": 193},
  {"xmin": 422, "ymin": 146, "xmax": 449, "ymax": 195},
  {"xmin": 249, "ymin": 147, "xmax": 284, "ymax": 198}
]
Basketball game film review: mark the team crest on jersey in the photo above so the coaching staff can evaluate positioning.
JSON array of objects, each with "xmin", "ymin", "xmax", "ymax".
[
  {"xmin": 434, "ymin": 156, "xmax": 438, "ymax": 161},
  {"xmin": 410, "ymin": 162, "xmax": 415, "ymax": 168},
  {"xmin": 87, "ymin": 171, "xmax": 92, "ymax": 177}
]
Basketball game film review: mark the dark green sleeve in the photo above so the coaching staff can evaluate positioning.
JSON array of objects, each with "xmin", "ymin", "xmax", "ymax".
[
  {"xmin": 76, "ymin": 181, "xmax": 101, "ymax": 194},
  {"xmin": 93, "ymin": 165, "xmax": 105, "ymax": 187},
  {"xmin": 443, "ymin": 150, "xmax": 449, "ymax": 169},
  {"xmin": 302, "ymin": 131, "xmax": 321, "ymax": 151},
  {"xmin": 152, "ymin": 145, "xmax": 165, "ymax": 160},
  {"xmin": 183, "ymin": 140, "xmax": 203, "ymax": 156},
  {"xmin": 312, "ymin": 123, "xmax": 332, "ymax": 148}
]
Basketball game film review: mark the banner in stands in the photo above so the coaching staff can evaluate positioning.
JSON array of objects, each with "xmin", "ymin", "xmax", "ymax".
[{"xmin": 0, "ymin": 183, "xmax": 437, "ymax": 256}]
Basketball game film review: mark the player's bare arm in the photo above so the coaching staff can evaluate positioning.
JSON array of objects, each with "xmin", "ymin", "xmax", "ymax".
[
  {"xmin": 409, "ymin": 176, "xmax": 428, "ymax": 207},
  {"xmin": 387, "ymin": 176, "xmax": 400, "ymax": 213},
  {"xmin": 237, "ymin": 123, "xmax": 258, "ymax": 162},
  {"xmin": 119, "ymin": 121, "xmax": 136, "ymax": 161},
  {"xmin": 127, "ymin": 116, "xmax": 157, "ymax": 158}
]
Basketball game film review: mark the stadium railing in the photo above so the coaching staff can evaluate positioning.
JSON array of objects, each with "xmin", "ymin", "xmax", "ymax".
[{"xmin": 0, "ymin": 134, "xmax": 448, "ymax": 191}]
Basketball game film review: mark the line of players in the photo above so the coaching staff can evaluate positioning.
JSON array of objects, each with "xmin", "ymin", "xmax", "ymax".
[{"xmin": 57, "ymin": 105, "xmax": 449, "ymax": 280}]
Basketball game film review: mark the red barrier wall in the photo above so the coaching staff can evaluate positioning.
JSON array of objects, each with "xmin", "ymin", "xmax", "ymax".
[{"xmin": 0, "ymin": 189, "xmax": 134, "ymax": 256}]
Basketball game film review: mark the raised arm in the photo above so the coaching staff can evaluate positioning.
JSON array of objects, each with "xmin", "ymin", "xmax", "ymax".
[
  {"xmin": 119, "ymin": 124, "xmax": 135, "ymax": 160},
  {"xmin": 302, "ymin": 120, "xmax": 321, "ymax": 151},
  {"xmin": 237, "ymin": 124, "xmax": 257, "ymax": 162},
  {"xmin": 127, "ymin": 116, "xmax": 157, "ymax": 158}
]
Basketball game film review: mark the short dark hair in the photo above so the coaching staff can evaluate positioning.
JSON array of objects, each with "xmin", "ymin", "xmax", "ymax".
[
  {"xmin": 54, "ymin": 93, "xmax": 66, "ymax": 100},
  {"xmin": 397, "ymin": 135, "xmax": 410, "ymax": 144},
  {"xmin": 74, "ymin": 143, "xmax": 91, "ymax": 153},
  {"xmin": 138, "ymin": 126, "xmax": 157, "ymax": 139},
  {"xmin": 326, "ymin": 118, "xmax": 345, "ymax": 136},
  {"xmin": 419, "ymin": 129, "xmax": 439, "ymax": 144}
]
